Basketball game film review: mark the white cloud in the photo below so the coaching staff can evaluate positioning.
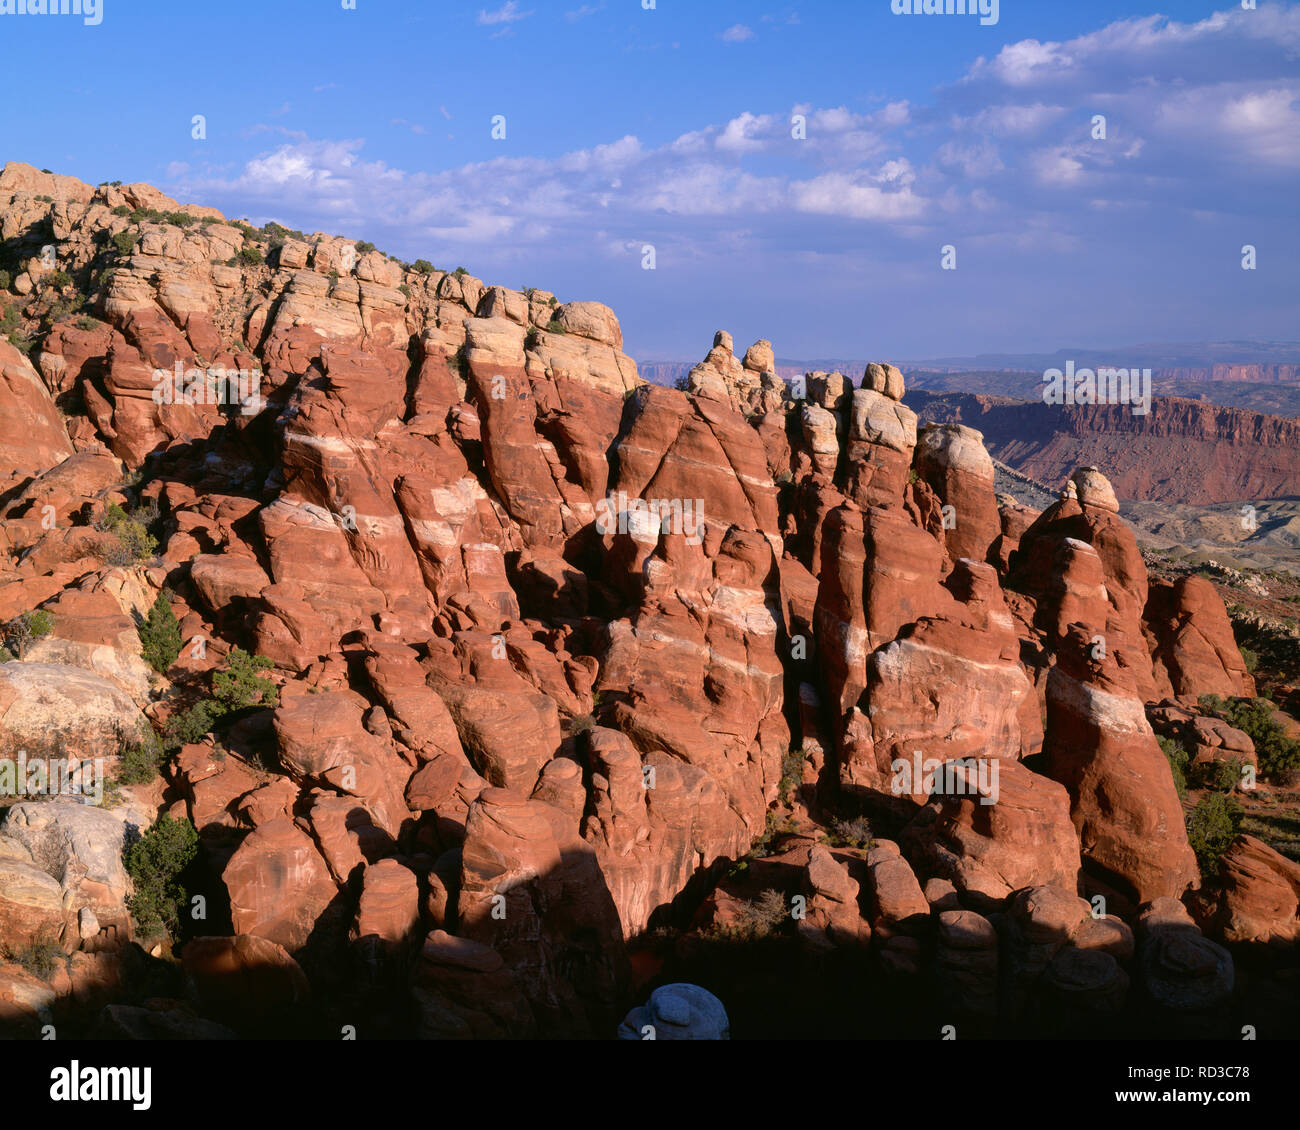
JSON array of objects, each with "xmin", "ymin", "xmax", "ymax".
[
  {"xmin": 968, "ymin": 7, "xmax": 1300, "ymax": 89},
  {"xmin": 961, "ymin": 103, "xmax": 1066, "ymax": 137},
  {"xmin": 1220, "ymin": 88, "xmax": 1300, "ymax": 165},
  {"xmin": 164, "ymin": 2, "xmax": 1299, "ymax": 347},
  {"xmin": 667, "ymin": 128, "xmax": 712, "ymax": 155},
  {"xmin": 632, "ymin": 166, "xmax": 783, "ymax": 216},
  {"xmin": 557, "ymin": 134, "xmax": 643, "ymax": 172},
  {"xmin": 172, "ymin": 109, "xmax": 931, "ymax": 265},
  {"xmin": 875, "ymin": 101, "xmax": 911, "ymax": 128},
  {"xmin": 1029, "ymin": 147, "xmax": 1086, "ymax": 187},
  {"xmin": 715, "ymin": 112, "xmax": 774, "ymax": 153},
  {"xmin": 971, "ymin": 39, "xmax": 1073, "ymax": 87},
  {"xmin": 945, "ymin": 6, "xmax": 1300, "ymax": 192},
  {"xmin": 478, "ymin": 2, "xmax": 533, "ymax": 26},
  {"xmin": 937, "ymin": 140, "xmax": 1004, "ymax": 178},
  {"xmin": 790, "ymin": 171, "xmax": 924, "ymax": 221},
  {"xmin": 720, "ymin": 24, "xmax": 754, "ymax": 43},
  {"xmin": 1156, "ymin": 83, "xmax": 1300, "ymax": 169},
  {"xmin": 876, "ymin": 159, "xmax": 916, "ymax": 187},
  {"xmin": 938, "ymin": 185, "xmax": 997, "ymax": 214},
  {"xmin": 810, "ymin": 106, "xmax": 855, "ymax": 133}
]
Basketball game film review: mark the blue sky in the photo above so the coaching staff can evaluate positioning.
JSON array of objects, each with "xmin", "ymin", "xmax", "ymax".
[{"xmin": 6, "ymin": 0, "xmax": 1299, "ymax": 360}]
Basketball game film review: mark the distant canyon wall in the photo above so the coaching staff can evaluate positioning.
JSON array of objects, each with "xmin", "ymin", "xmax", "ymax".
[{"xmin": 908, "ymin": 392, "xmax": 1300, "ymax": 505}]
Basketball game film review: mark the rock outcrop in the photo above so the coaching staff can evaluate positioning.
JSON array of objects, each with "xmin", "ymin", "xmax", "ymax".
[
  {"xmin": 1044, "ymin": 627, "xmax": 1198, "ymax": 907},
  {"xmin": 0, "ymin": 162, "xmax": 1279, "ymax": 1040}
]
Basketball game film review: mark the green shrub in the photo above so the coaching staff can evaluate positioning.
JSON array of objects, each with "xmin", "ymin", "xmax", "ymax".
[
  {"xmin": 779, "ymin": 747, "xmax": 804, "ymax": 800},
  {"xmin": 116, "ymin": 731, "xmax": 166, "ymax": 786},
  {"xmin": 567, "ymin": 713, "xmax": 595, "ymax": 737},
  {"xmin": 1158, "ymin": 736, "xmax": 1189, "ymax": 800},
  {"xmin": 4, "ymin": 937, "xmax": 63, "ymax": 981},
  {"xmin": 0, "ymin": 270, "xmax": 10, "ymax": 291},
  {"xmin": 164, "ymin": 699, "xmax": 219, "ymax": 749},
  {"xmin": 751, "ymin": 809, "xmax": 795, "ymax": 859},
  {"xmin": 126, "ymin": 208, "xmax": 169, "ymax": 225},
  {"xmin": 546, "ymin": 317, "xmax": 566, "ymax": 335},
  {"xmin": 1240, "ymin": 647, "xmax": 1259, "ymax": 673},
  {"xmin": 48, "ymin": 294, "xmax": 84, "ymax": 322},
  {"xmin": 111, "ymin": 205, "xmax": 131, "ymax": 217},
  {"xmin": 399, "ymin": 283, "xmax": 411, "ymax": 299},
  {"xmin": 138, "ymin": 590, "xmax": 182, "ymax": 674},
  {"xmin": 99, "ymin": 502, "xmax": 158, "ymax": 564},
  {"xmin": 453, "ymin": 266, "xmax": 467, "ymax": 278},
  {"xmin": 123, "ymin": 815, "xmax": 198, "ymax": 939},
  {"xmin": 74, "ymin": 316, "xmax": 100, "ymax": 331},
  {"xmin": 710, "ymin": 889, "xmax": 788, "ymax": 942},
  {"xmin": 1192, "ymin": 757, "xmax": 1245, "ymax": 794},
  {"xmin": 354, "ymin": 241, "xmax": 376, "ymax": 255},
  {"xmin": 826, "ymin": 815, "xmax": 874, "ymax": 849},
  {"xmin": 1198, "ymin": 695, "xmax": 1300, "ymax": 782},
  {"xmin": 112, "ymin": 230, "xmax": 138, "ymax": 256},
  {"xmin": 411, "ymin": 259, "xmax": 434, "ymax": 274},
  {"xmin": 44, "ymin": 269, "xmax": 72, "ymax": 289},
  {"xmin": 260, "ymin": 222, "xmax": 290, "ymax": 244},
  {"xmin": 1186, "ymin": 792, "xmax": 1243, "ymax": 875},
  {"xmin": 237, "ymin": 245, "xmax": 264, "ymax": 267},
  {"xmin": 2, "ymin": 609, "xmax": 55, "ymax": 659},
  {"xmin": 212, "ymin": 647, "xmax": 277, "ymax": 710},
  {"xmin": 0, "ymin": 645, "xmax": 13, "ymax": 663}
]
